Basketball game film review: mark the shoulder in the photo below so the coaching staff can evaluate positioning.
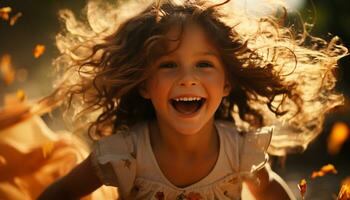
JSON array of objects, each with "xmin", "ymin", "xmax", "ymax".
[
  {"xmin": 215, "ymin": 120, "xmax": 273, "ymax": 173},
  {"xmin": 215, "ymin": 119, "xmax": 272, "ymax": 147},
  {"xmin": 239, "ymin": 126, "xmax": 273, "ymax": 173},
  {"xmin": 89, "ymin": 122, "xmax": 148, "ymax": 197},
  {"xmin": 241, "ymin": 126, "xmax": 273, "ymax": 151},
  {"xmin": 94, "ymin": 121, "xmax": 147, "ymax": 156}
]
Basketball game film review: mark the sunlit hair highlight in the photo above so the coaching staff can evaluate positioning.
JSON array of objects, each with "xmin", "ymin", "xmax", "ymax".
[{"xmin": 47, "ymin": 0, "xmax": 347, "ymax": 155}]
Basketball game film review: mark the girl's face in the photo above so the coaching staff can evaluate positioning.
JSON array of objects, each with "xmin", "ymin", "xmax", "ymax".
[{"xmin": 140, "ymin": 24, "xmax": 231, "ymax": 135}]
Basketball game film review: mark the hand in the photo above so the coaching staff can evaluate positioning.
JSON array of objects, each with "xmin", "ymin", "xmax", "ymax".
[
  {"xmin": 244, "ymin": 164, "xmax": 296, "ymax": 200},
  {"xmin": 0, "ymin": 103, "xmax": 31, "ymax": 130},
  {"xmin": 0, "ymin": 140, "xmax": 70, "ymax": 181}
]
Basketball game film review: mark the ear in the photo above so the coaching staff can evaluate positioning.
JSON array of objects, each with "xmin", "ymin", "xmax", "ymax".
[
  {"xmin": 223, "ymin": 81, "xmax": 232, "ymax": 97},
  {"xmin": 139, "ymin": 83, "xmax": 151, "ymax": 99}
]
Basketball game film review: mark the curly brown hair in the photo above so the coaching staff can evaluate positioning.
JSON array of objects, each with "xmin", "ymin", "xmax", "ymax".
[{"xmin": 46, "ymin": 0, "xmax": 347, "ymax": 155}]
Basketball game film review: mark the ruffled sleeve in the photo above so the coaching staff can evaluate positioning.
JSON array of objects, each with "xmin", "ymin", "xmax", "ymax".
[
  {"xmin": 90, "ymin": 130, "xmax": 137, "ymax": 198},
  {"xmin": 239, "ymin": 126, "xmax": 273, "ymax": 174}
]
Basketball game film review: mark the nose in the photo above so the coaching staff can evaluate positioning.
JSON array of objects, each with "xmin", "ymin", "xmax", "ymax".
[{"xmin": 178, "ymin": 68, "xmax": 198, "ymax": 87}]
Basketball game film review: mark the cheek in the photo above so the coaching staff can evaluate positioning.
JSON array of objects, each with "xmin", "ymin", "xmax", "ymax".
[
  {"xmin": 147, "ymin": 73, "xmax": 173, "ymax": 97},
  {"xmin": 200, "ymin": 72, "xmax": 226, "ymax": 92}
]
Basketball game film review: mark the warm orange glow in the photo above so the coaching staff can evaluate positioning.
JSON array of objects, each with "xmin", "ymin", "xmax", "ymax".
[
  {"xmin": 0, "ymin": 7, "xmax": 11, "ymax": 21},
  {"xmin": 328, "ymin": 122, "xmax": 349, "ymax": 155},
  {"xmin": 33, "ymin": 44, "xmax": 45, "ymax": 58},
  {"xmin": 0, "ymin": 54, "xmax": 15, "ymax": 85},
  {"xmin": 337, "ymin": 184, "xmax": 350, "ymax": 200},
  {"xmin": 297, "ymin": 179, "xmax": 307, "ymax": 199},
  {"xmin": 342, "ymin": 177, "xmax": 350, "ymax": 187},
  {"xmin": 0, "ymin": 114, "xmax": 119, "ymax": 199},
  {"xmin": 311, "ymin": 164, "xmax": 338, "ymax": 179}
]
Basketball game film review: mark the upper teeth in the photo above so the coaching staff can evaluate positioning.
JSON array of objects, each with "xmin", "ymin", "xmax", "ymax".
[{"xmin": 173, "ymin": 97, "xmax": 202, "ymax": 101}]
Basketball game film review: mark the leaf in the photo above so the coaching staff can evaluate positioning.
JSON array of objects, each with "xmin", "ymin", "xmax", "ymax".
[
  {"xmin": 311, "ymin": 164, "xmax": 338, "ymax": 179},
  {"xmin": 16, "ymin": 89, "xmax": 26, "ymax": 102},
  {"xmin": 33, "ymin": 44, "xmax": 45, "ymax": 58},
  {"xmin": 9, "ymin": 12, "xmax": 22, "ymax": 26},
  {"xmin": 42, "ymin": 142, "xmax": 54, "ymax": 158},
  {"xmin": 297, "ymin": 179, "xmax": 307, "ymax": 199},
  {"xmin": 337, "ymin": 184, "xmax": 350, "ymax": 200},
  {"xmin": 0, "ymin": 54, "xmax": 15, "ymax": 85},
  {"xmin": 328, "ymin": 122, "xmax": 349, "ymax": 155},
  {"xmin": 0, "ymin": 7, "xmax": 11, "ymax": 21}
]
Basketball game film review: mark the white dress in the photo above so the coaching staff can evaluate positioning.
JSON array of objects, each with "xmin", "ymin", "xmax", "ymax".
[{"xmin": 90, "ymin": 120, "xmax": 272, "ymax": 200}]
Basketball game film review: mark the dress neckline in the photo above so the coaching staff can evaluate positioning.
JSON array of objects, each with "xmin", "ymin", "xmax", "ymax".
[{"xmin": 144, "ymin": 121, "xmax": 224, "ymax": 191}]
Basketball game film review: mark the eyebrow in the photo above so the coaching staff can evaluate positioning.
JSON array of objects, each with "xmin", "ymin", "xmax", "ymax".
[
  {"xmin": 195, "ymin": 51, "xmax": 220, "ymax": 57},
  {"xmin": 156, "ymin": 50, "xmax": 220, "ymax": 61}
]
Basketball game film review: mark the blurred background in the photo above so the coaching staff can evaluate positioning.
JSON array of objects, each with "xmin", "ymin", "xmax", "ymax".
[{"xmin": 0, "ymin": 0, "xmax": 349, "ymax": 199}]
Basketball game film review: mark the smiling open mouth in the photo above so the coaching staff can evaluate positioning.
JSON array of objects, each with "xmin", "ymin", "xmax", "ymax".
[{"xmin": 170, "ymin": 97, "xmax": 205, "ymax": 115}]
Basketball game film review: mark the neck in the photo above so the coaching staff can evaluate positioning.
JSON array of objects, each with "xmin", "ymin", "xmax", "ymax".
[{"xmin": 149, "ymin": 118, "xmax": 219, "ymax": 159}]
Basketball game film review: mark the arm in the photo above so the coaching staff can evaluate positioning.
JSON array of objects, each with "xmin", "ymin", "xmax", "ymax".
[
  {"xmin": 0, "ymin": 143, "xmax": 48, "ymax": 181},
  {"xmin": 37, "ymin": 154, "xmax": 102, "ymax": 200},
  {"xmin": 244, "ymin": 164, "xmax": 296, "ymax": 200}
]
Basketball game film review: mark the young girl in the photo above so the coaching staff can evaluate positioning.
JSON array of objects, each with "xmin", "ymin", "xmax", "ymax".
[{"xmin": 38, "ymin": 0, "xmax": 347, "ymax": 199}]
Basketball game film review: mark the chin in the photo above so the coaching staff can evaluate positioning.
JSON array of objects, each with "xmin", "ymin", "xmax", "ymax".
[{"xmin": 172, "ymin": 123, "xmax": 206, "ymax": 136}]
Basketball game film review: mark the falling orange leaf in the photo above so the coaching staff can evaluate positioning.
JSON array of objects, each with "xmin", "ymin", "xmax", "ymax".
[
  {"xmin": 0, "ymin": 54, "xmax": 15, "ymax": 85},
  {"xmin": 0, "ymin": 7, "xmax": 11, "ymax": 21},
  {"xmin": 42, "ymin": 142, "xmax": 54, "ymax": 158},
  {"xmin": 297, "ymin": 179, "xmax": 307, "ymax": 199},
  {"xmin": 337, "ymin": 184, "xmax": 350, "ymax": 200},
  {"xmin": 328, "ymin": 122, "xmax": 349, "ymax": 155},
  {"xmin": 16, "ymin": 89, "xmax": 26, "ymax": 102},
  {"xmin": 33, "ymin": 44, "xmax": 45, "ymax": 58},
  {"xmin": 311, "ymin": 164, "xmax": 338, "ymax": 179},
  {"xmin": 9, "ymin": 12, "xmax": 22, "ymax": 26}
]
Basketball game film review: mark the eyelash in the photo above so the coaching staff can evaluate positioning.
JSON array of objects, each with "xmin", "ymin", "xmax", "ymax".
[
  {"xmin": 158, "ymin": 61, "xmax": 214, "ymax": 68},
  {"xmin": 197, "ymin": 61, "xmax": 214, "ymax": 68},
  {"xmin": 158, "ymin": 62, "xmax": 177, "ymax": 68}
]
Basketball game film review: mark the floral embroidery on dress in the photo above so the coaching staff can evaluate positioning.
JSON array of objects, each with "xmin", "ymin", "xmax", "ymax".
[
  {"xmin": 132, "ymin": 185, "xmax": 140, "ymax": 193},
  {"xmin": 122, "ymin": 159, "xmax": 131, "ymax": 169},
  {"xmin": 228, "ymin": 177, "xmax": 238, "ymax": 184},
  {"xmin": 155, "ymin": 191, "xmax": 165, "ymax": 200},
  {"xmin": 224, "ymin": 190, "xmax": 229, "ymax": 197},
  {"xmin": 130, "ymin": 184, "xmax": 141, "ymax": 197},
  {"xmin": 186, "ymin": 192, "xmax": 203, "ymax": 200},
  {"xmin": 176, "ymin": 192, "xmax": 203, "ymax": 200},
  {"xmin": 176, "ymin": 193, "xmax": 186, "ymax": 200}
]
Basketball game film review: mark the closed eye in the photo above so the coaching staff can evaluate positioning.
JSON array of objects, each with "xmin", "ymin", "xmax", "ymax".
[
  {"xmin": 158, "ymin": 61, "xmax": 177, "ymax": 68},
  {"xmin": 197, "ymin": 61, "xmax": 214, "ymax": 68}
]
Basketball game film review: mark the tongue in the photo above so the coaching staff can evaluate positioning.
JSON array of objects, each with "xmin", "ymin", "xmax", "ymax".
[{"xmin": 173, "ymin": 101, "xmax": 200, "ymax": 114}]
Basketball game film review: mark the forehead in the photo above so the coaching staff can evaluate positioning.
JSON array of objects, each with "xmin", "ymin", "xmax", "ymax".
[{"xmin": 164, "ymin": 23, "xmax": 220, "ymax": 56}]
